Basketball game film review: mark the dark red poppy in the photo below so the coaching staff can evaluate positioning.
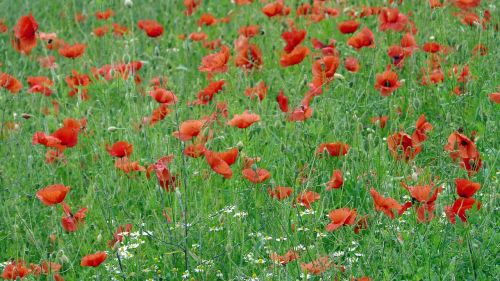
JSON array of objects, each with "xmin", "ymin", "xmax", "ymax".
[
  {"xmin": 445, "ymin": 197, "xmax": 480, "ymax": 224},
  {"xmin": 276, "ymin": 90, "xmax": 289, "ymax": 113},
  {"xmin": 455, "ymin": 179, "xmax": 480, "ymax": 198},
  {"xmin": 11, "ymin": 13, "xmax": 38, "ymax": 54},
  {"xmin": 338, "ymin": 20, "xmax": 360, "ymax": 34},
  {"xmin": 138, "ymin": 20, "xmax": 164, "ymax": 38}
]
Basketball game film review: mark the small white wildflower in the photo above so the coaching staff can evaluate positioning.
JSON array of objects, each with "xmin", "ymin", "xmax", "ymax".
[
  {"xmin": 332, "ymin": 251, "xmax": 344, "ymax": 257},
  {"xmin": 181, "ymin": 270, "xmax": 190, "ymax": 279},
  {"xmin": 124, "ymin": 0, "xmax": 133, "ymax": 7}
]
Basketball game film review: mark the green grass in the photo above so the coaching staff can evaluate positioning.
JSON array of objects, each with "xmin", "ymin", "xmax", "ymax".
[{"xmin": 0, "ymin": 0, "xmax": 499, "ymax": 280}]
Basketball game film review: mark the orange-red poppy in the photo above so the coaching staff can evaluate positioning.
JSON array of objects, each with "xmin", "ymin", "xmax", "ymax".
[
  {"xmin": 344, "ymin": 56, "xmax": 360, "ymax": 73},
  {"xmin": 242, "ymin": 167, "xmax": 270, "ymax": 183},
  {"xmin": 370, "ymin": 188, "xmax": 403, "ymax": 219},
  {"xmin": 1, "ymin": 260, "xmax": 30, "ymax": 280},
  {"xmin": 27, "ymin": 76, "xmax": 54, "ymax": 96},
  {"xmin": 295, "ymin": 190, "xmax": 320, "ymax": 209},
  {"xmin": 317, "ymin": 142, "xmax": 350, "ymax": 157},
  {"xmin": 347, "ymin": 27, "xmax": 375, "ymax": 50},
  {"xmin": 268, "ymin": 186, "xmax": 293, "ymax": 200},
  {"xmin": 276, "ymin": 90, "xmax": 289, "ymax": 113},
  {"xmin": 245, "ymin": 81, "xmax": 268, "ymax": 101},
  {"xmin": 326, "ymin": 208, "xmax": 357, "ymax": 231},
  {"xmin": 281, "ymin": 28, "xmax": 306, "ymax": 53},
  {"xmin": 227, "ymin": 111, "xmax": 260, "ymax": 129},
  {"xmin": 173, "ymin": 120, "xmax": 206, "ymax": 141},
  {"xmin": 80, "ymin": 252, "xmax": 107, "ymax": 267},
  {"xmin": 92, "ymin": 26, "xmax": 109, "ymax": 37},
  {"xmin": 379, "ymin": 8, "xmax": 409, "ymax": 32},
  {"xmin": 370, "ymin": 116, "xmax": 388, "ymax": 128},
  {"xmin": 95, "ymin": 9, "xmax": 114, "ymax": 20},
  {"xmin": 36, "ymin": 184, "xmax": 70, "ymax": 206},
  {"xmin": 0, "ymin": 73, "xmax": 23, "ymax": 94},
  {"xmin": 374, "ymin": 65, "xmax": 401, "ymax": 96},
  {"xmin": 58, "ymin": 43, "xmax": 86, "ymax": 58},
  {"xmin": 280, "ymin": 45, "xmax": 309, "ymax": 67},
  {"xmin": 149, "ymin": 88, "xmax": 178, "ymax": 104},
  {"xmin": 262, "ymin": 0, "xmax": 290, "ymax": 18},
  {"xmin": 199, "ymin": 45, "xmax": 230, "ymax": 75},
  {"xmin": 455, "ymin": 179, "xmax": 480, "ymax": 198},
  {"xmin": 326, "ymin": 170, "xmax": 343, "ymax": 190}
]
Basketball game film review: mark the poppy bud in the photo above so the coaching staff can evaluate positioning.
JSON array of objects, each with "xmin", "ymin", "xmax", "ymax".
[
  {"xmin": 97, "ymin": 233, "xmax": 102, "ymax": 243},
  {"xmin": 107, "ymin": 126, "xmax": 117, "ymax": 132},
  {"xmin": 236, "ymin": 141, "xmax": 244, "ymax": 149},
  {"xmin": 60, "ymin": 254, "xmax": 69, "ymax": 263},
  {"xmin": 124, "ymin": 0, "xmax": 133, "ymax": 7}
]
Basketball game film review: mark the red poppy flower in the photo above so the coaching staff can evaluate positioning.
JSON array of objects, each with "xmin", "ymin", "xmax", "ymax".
[
  {"xmin": 310, "ymin": 55, "xmax": 340, "ymax": 90},
  {"xmin": 490, "ymin": 92, "xmax": 500, "ymax": 104},
  {"xmin": 270, "ymin": 250, "xmax": 299, "ymax": 265},
  {"xmin": 455, "ymin": 179, "xmax": 480, "ymax": 198},
  {"xmin": 112, "ymin": 23, "xmax": 129, "ymax": 36},
  {"xmin": 295, "ymin": 190, "xmax": 320, "ymax": 209},
  {"xmin": 199, "ymin": 45, "xmax": 230, "ymax": 75},
  {"xmin": 61, "ymin": 202, "xmax": 87, "ymax": 232},
  {"xmin": 1, "ymin": 260, "xmax": 30, "ymax": 280},
  {"xmin": 244, "ymin": 81, "xmax": 268, "ymax": 101},
  {"xmin": 234, "ymin": 38, "xmax": 263, "ymax": 71},
  {"xmin": 36, "ymin": 184, "xmax": 70, "ymax": 206},
  {"xmin": 184, "ymin": 0, "xmax": 202, "ymax": 16},
  {"xmin": 300, "ymin": 256, "xmax": 333, "ymax": 275},
  {"xmin": 242, "ymin": 167, "xmax": 270, "ymax": 183},
  {"xmin": 422, "ymin": 42, "xmax": 442, "ymax": 53},
  {"xmin": 444, "ymin": 131, "xmax": 479, "ymax": 160},
  {"xmin": 147, "ymin": 155, "xmax": 177, "ymax": 191},
  {"xmin": 38, "ymin": 56, "xmax": 57, "ymax": 69},
  {"xmin": 338, "ymin": 20, "xmax": 360, "ymax": 34},
  {"xmin": 412, "ymin": 114, "xmax": 433, "ymax": 144},
  {"xmin": 11, "ymin": 13, "xmax": 38, "ymax": 54},
  {"xmin": 58, "ymin": 43, "xmax": 86, "ymax": 59},
  {"xmin": 288, "ymin": 105, "xmax": 313, "ymax": 122},
  {"xmin": 281, "ymin": 28, "xmax": 306, "ymax": 53},
  {"xmin": 387, "ymin": 131, "xmax": 420, "ymax": 160},
  {"xmin": 326, "ymin": 208, "xmax": 357, "ymax": 231},
  {"xmin": 453, "ymin": 0, "xmax": 480, "ymax": 10},
  {"xmin": 138, "ymin": 20, "xmax": 164, "ymax": 38},
  {"xmin": 387, "ymin": 45, "xmax": 406, "ymax": 67},
  {"xmin": 379, "ymin": 8, "xmax": 409, "ymax": 32},
  {"xmin": 401, "ymin": 181, "xmax": 442, "ymax": 222},
  {"xmin": 238, "ymin": 25, "xmax": 259, "ymax": 38},
  {"xmin": 401, "ymin": 33, "xmax": 418, "ymax": 55},
  {"xmin": 262, "ymin": 0, "xmax": 290, "ymax": 18},
  {"xmin": 192, "ymin": 80, "xmax": 225, "ymax": 105},
  {"xmin": 347, "ymin": 27, "xmax": 375, "ymax": 50},
  {"xmin": 27, "ymin": 76, "xmax": 54, "ymax": 96},
  {"xmin": 227, "ymin": 110, "xmax": 260, "ymax": 129},
  {"xmin": 445, "ymin": 197, "xmax": 480, "ymax": 224},
  {"xmin": 149, "ymin": 88, "xmax": 178, "ymax": 104},
  {"xmin": 326, "ymin": 170, "xmax": 343, "ymax": 190},
  {"xmin": 370, "ymin": 116, "xmax": 388, "ymax": 128},
  {"xmin": 421, "ymin": 68, "xmax": 444, "ymax": 85},
  {"xmin": 92, "ymin": 26, "xmax": 109, "ymax": 37},
  {"xmin": 95, "ymin": 9, "xmax": 114, "ymax": 20},
  {"xmin": 115, "ymin": 157, "xmax": 146, "ymax": 174},
  {"xmin": 173, "ymin": 120, "xmax": 206, "ymax": 141},
  {"xmin": 81, "ymin": 252, "xmax": 107, "ymax": 267},
  {"xmin": 144, "ymin": 104, "xmax": 172, "ymax": 127},
  {"xmin": 268, "ymin": 186, "xmax": 293, "ymax": 200},
  {"xmin": 0, "ymin": 73, "xmax": 23, "ymax": 94},
  {"xmin": 204, "ymin": 149, "xmax": 236, "ymax": 179},
  {"xmin": 344, "ymin": 56, "xmax": 360, "ymax": 73},
  {"xmin": 374, "ymin": 65, "xmax": 401, "ymax": 96},
  {"xmin": 370, "ymin": 188, "xmax": 403, "ymax": 219},
  {"xmin": 108, "ymin": 224, "xmax": 133, "ymax": 247},
  {"xmin": 276, "ymin": 90, "xmax": 289, "ymax": 113},
  {"xmin": 106, "ymin": 141, "xmax": 133, "ymax": 158},
  {"xmin": 317, "ymin": 142, "xmax": 350, "ymax": 157},
  {"xmin": 189, "ymin": 31, "xmax": 208, "ymax": 41},
  {"xmin": 280, "ymin": 45, "xmax": 309, "ymax": 67},
  {"xmin": 198, "ymin": 13, "xmax": 217, "ymax": 27},
  {"xmin": 0, "ymin": 20, "xmax": 7, "ymax": 33}
]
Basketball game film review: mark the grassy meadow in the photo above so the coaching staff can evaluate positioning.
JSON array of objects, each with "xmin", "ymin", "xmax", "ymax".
[{"xmin": 0, "ymin": 0, "xmax": 499, "ymax": 280}]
